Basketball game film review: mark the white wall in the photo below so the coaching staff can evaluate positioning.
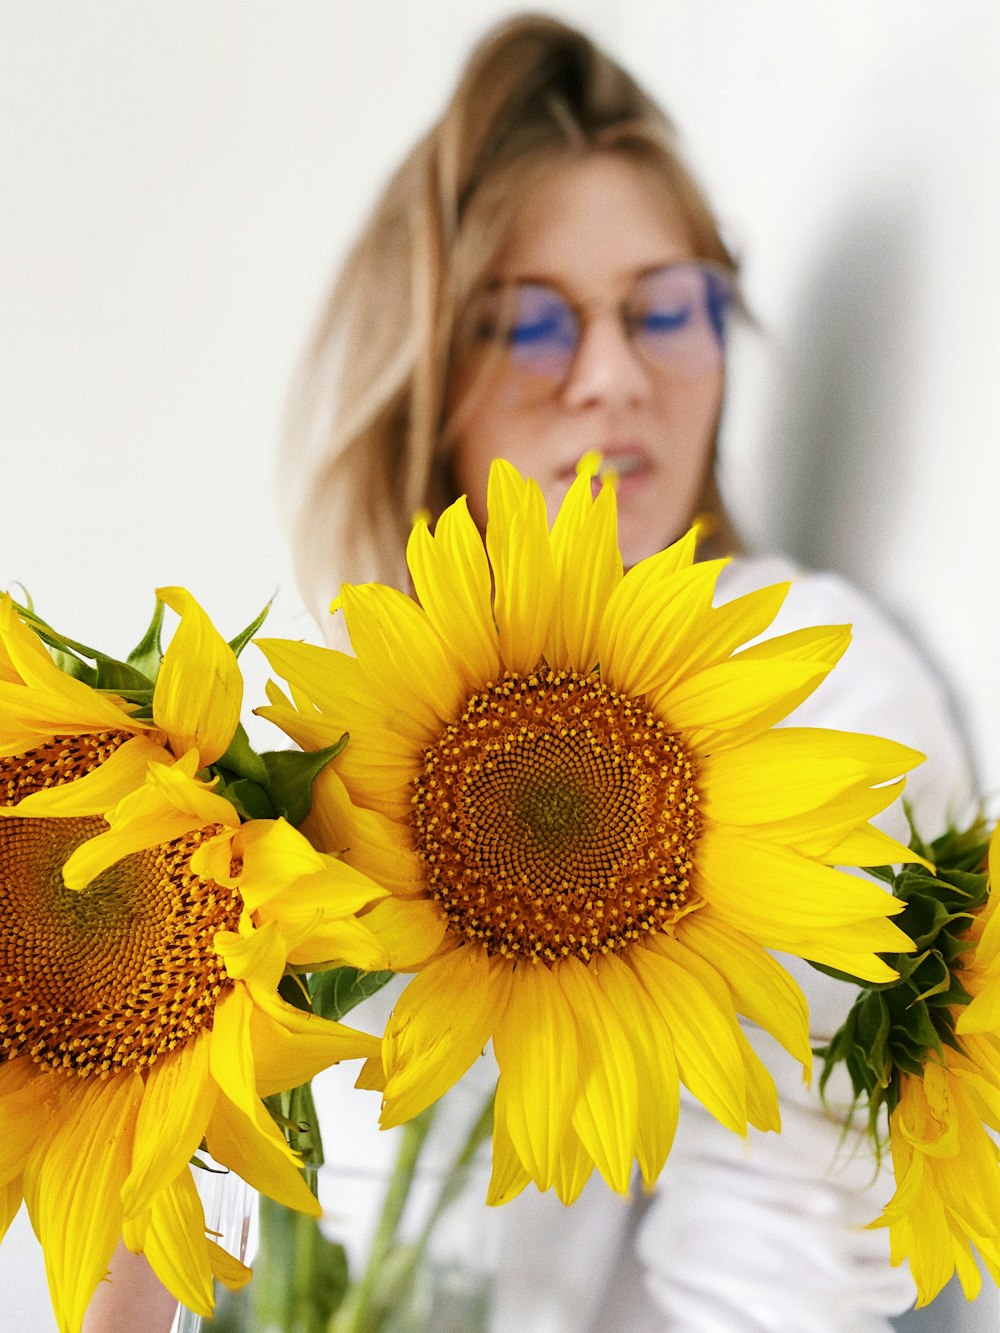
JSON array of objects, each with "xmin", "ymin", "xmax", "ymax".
[
  {"xmin": 618, "ymin": 0, "xmax": 1000, "ymax": 801},
  {"xmin": 2, "ymin": 2, "xmax": 997, "ymax": 786},
  {"xmin": 1, "ymin": 4, "xmax": 998, "ymax": 1326}
]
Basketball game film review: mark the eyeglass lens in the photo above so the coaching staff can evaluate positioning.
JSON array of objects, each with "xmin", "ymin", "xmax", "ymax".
[{"xmin": 459, "ymin": 262, "xmax": 733, "ymax": 404}]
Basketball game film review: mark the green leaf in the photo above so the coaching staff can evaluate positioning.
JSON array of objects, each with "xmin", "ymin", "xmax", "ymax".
[
  {"xmin": 228, "ymin": 599, "xmax": 272, "ymax": 659},
  {"xmin": 13, "ymin": 600, "xmax": 157, "ymax": 693},
  {"xmin": 50, "ymin": 646, "xmax": 98, "ymax": 685},
  {"xmin": 13, "ymin": 602, "xmax": 107, "ymax": 664},
  {"xmin": 261, "ymin": 739, "xmax": 348, "ymax": 827},
  {"xmin": 909, "ymin": 955, "xmax": 956, "ymax": 1005},
  {"xmin": 864, "ymin": 864, "xmax": 898, "ymax": 887},
  {"xmin": 279, "ymin": 972, "xmax": 313, "ymax": 1013},
  {"xmin": 310, "ymin": 966, "xmax": 395, "ymax": 1022},
  {"xmin": 214, "ymin": 775, "xmax": 275, "ymax": 821},
  {"xmin": 126, "ymin": 598, "xmax": 165, "ymax": 677},
  {"xmin": 215, "ymin": 722, "xmax": 269, "ymax": 785},
  {"xmin": 93, "ymin": 657, "xmax": 159, "ymax": 694}
]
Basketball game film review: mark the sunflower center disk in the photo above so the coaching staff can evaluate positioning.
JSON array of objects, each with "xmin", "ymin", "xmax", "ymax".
[
  {"xmin": 0, "ymin": 733, "xmax": 243, "ymax": 1077},
  {"xmin": 413, "ymin": 668, "xmax": 701, "ymax": 962}
]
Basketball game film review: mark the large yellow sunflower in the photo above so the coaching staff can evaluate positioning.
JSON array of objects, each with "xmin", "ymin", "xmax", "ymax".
[
  {"xmin": 0, "ymin": 591, "xmax": 387, "ymax": 1332},
  {"xmin": 259, "ymin": 458, "xmax": 922, "ymax": 1205},
  {"xmin": 873, "ymin": 823, "xmax": 1000, "ymax": 1305}
]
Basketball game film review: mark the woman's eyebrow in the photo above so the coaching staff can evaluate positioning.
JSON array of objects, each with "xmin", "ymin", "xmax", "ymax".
[{"xmin": 486, "ymin": 259, "xmax": 693, "ymax": 297}]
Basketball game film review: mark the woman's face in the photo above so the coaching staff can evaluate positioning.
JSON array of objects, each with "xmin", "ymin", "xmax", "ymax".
[{"xmin": 448, "ymin": 155, "xmax": 727, "ymax": 567}]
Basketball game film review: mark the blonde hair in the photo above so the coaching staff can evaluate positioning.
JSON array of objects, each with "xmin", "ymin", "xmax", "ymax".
[{"xmin": 283, "ymin": 13, "xmax": 739, "ymax": 622}]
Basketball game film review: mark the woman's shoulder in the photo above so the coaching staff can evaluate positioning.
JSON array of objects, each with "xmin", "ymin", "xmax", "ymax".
[
  {"xmin": 716, "ymin": 552, "xmax": 974, "ymax": 837},
  {"xmin": 717, "ymin": 552, "xmax": 890, "ymax": 625}
]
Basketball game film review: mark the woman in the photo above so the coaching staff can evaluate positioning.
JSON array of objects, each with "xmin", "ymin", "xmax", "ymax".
[{"xmin": 286, "ymin": 13, "xmax": 975, "ymax": 1332}]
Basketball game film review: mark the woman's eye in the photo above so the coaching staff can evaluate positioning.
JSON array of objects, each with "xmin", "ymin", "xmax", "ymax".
[
  {"xmin": 508, "ymin": 313, "xmax": 566, "ymax": 348},
  {"xmin": 638, "ymin": 305, "xmax": 693, "ymax": 334}
]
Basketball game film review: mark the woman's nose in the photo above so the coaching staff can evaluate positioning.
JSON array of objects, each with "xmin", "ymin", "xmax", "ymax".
[{"xmin": 560, "ymin": 312, "xmax": 653, "ymax": 410}]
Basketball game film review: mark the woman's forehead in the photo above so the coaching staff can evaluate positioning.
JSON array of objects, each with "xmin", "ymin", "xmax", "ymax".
[{"xmin": 492, "ymin": 155, "xmax": 695, "ymax": 294}]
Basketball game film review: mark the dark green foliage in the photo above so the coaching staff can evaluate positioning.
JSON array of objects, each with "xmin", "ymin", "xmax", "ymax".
[{"xmin": 816, "ymin": 816, "xmax": 992, "ymax": 1142}]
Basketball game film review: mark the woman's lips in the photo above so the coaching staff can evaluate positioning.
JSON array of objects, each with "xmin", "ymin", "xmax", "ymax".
[
  {"xmin": 594, "ymin": 447, "xmax": 653, "ymax": 497},
  {"xmin": 558, "ymin": 446, "xmax": 652, "ymax": 485}
]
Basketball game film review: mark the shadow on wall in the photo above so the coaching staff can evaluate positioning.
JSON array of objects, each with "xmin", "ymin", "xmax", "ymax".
[{"xmin": 763, "ymin": 188, "xmax": 921, "ymax": 592}]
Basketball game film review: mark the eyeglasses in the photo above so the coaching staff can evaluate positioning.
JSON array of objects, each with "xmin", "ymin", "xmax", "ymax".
[{"xmin": 454, "ymin": 261, "xmax": 736, "ymax": 406}]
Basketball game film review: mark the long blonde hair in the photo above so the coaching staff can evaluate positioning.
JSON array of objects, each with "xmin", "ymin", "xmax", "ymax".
[{"xmin": 283, "ymin": 13, "xmax": 739, "ymax": 622}]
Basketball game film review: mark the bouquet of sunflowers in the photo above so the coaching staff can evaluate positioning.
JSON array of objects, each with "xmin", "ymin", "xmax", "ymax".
[{"xmin": 0, "ymin": 458, "xmax": 993, "ymax": 1331}]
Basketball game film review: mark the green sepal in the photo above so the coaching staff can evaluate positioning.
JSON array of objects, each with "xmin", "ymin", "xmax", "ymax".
[
  {"xmin": 264, "ymin": 1079, "xmax": 325, "ymax": 1167},
  {"xmin": 211, "ymin": 724, "xmax": 275, "ymax": 819},
  {"xmin": 228, "ymin": 600, "xmax": 272, "ymax": 659},
  {"xmin": 309, "ymin": 966, "xmax": 395, "ymax": 1021},
  {"xmin": 14, "ymin": 601, "xmax": 157, "ymax": 693},
  {"xmin": 126, "ymin": 598, "xmax": 165, "ymax": 678},
  {"xmin": 215, "ymin": 722, "xmax": 269, "ymax": 786},
  {"xmin": 213, "ymin": 774, "xmax": 275, "ymax": 821},
  {"xmin": 279, "ymin": 972, "xmax": 313, "ymax": 1013},
  {"xmin": 261, "ymin": 738, "xmax": 348, "ymax": 827},
  {"xmin": 815, "ymin": 813, "xmax": 993, "ymax": 1147},
  {"xmin": 93, "ymin": 658, "xmax": 158, "ymax": 695},
  {"xmin": 49, "ymin": 646, "xmax": 98, "ymax": 685}
]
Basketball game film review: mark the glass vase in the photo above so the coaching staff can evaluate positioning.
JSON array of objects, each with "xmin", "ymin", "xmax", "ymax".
[{"xmin": 172, "ymin": 1162, "xmax": 256, "ymax": 1333}]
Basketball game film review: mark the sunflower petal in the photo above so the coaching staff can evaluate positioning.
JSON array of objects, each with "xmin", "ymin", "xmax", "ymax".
[
  {"xmin": 551, "ymin": 1121, "xmax": 596, "ymax": 1205},
  {"xmin": 558, "ymin": 956, "xmax": 638, "ymax": 1194},
  {"xmin": 676, "ymin": 908, "xmax": 812, "ymax": 1074},
  {"xmin": 628, "ymin": 941, "xmax": 747, "ymax": 1134},
  {"xmin": 486, "ymin": 1107, "xmax": 532, "ymax": 1207},
  {"xmin": 136, "ymin": 1168, "xmax": 216, "ymax": 1319},
  {"xmin": 23, "ymin": 1070, "xmax": 143, "ymax": 1333},
  {"xmin": 154, "ymin": 587, "xmax": 242, "ymax": 766},
  {"xmin": 488, "ymin": 475, "xmax": 555, "ymax": 674},
  {"xmin": 593, "ymin": 951, "xmax": 679, "ymax": 1186},
  {"xmin": 0, "ymin": 1178, "xmax": 22, "ymax": 1245},
  {"xmin": 697, "ymin": 829, "xmax": 910, "ymax": 941},
  {"xmin": 61, "ymin": 761, "xmax": 236, "ymax": 892},
  {"xmin": 235, "ymin": 817, "xmax": 386, "ymax": 917},
  {"xmin": 302, "ymin": 764, "xmax": 423, "ymax": 895},
  {"xmin": 0, "ymin": 598, "xmax": 146, "ymax": 745},
  {"xmin": 360, "ymin": 896, "xmax": 449, "ymax": 970},
  {"xmin": 248, "ymin": 985, "xmax": 380, "ymax": 1098},
  {"xmin": 407, "ymin": 501, "xmax": 500, "ymax": 688},
  {"xmin": 699, "ymin": 728, "xmax": 922, "ymax": 825},
  {"xmin": 341, "ymin": 582, "xmax": 468, "ymax": 733},
  {"xmin": 208, "ymin": 1238, "xmax": 253, "ymax": 1291},
  {"xmin": 492, "ymin": 961, "xmax": 578, "ymax": 1191},
  {"xmin": 661, "ymin": 580, "xmax": 790, "ymax": 684},
  {"xmin": 122, "ymin": 1033, "xmax": 218, "ymax": 1219},
  {"xmin": 0, "ymin": 1058, "xmax": 48, "ymax": 1186},
  {"xmin": 381, "ymin": 947, "xmax": 508, "ymax": 1127},
  {"xmin": 598, "ymin": 559, "xmax": 725, "ymax": 698},
  {"xmin": 547, "ymin": 473, "xmax": 622, "ymax": 673},
  {"xmin": 205, "ymin": 1091, "xmax": 320, "ymax": 1217},
  {"xmin": 655, "ymin": 659, "xmax": 830, "ymax": 752}
]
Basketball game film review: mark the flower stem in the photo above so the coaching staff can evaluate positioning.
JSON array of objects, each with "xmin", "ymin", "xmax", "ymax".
[
  {"xmin": 329, "ymin": 1106, "xmax": 436, "ymax": 1333},
  {"xmin": 414, "ymin": 1090, "xmax": 494, "ymax": 1256}
]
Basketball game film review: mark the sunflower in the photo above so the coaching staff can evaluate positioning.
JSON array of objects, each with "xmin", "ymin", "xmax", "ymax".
[
  {"xmin": 869, "ymin": 822, "xmax": 1000, "ymax": 1305},
  {"xmin": 259, "ymin": 457, "xmax": 923, "ymax": 1206},
  {"xmin": 0, "ymin": 591, "xmax": 387, "ymax": 1333}
]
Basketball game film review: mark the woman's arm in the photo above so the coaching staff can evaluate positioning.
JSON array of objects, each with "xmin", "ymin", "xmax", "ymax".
[{"xmin": 82, "ymin": 1243, "xmax": 177, "ymax": 1333}]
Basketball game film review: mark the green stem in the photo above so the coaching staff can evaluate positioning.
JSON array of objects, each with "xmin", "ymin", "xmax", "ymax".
[
  {"xmin": 414, "ymin": 1089, "xmax": 494, "ymax": 1257},
  {"xmin": 288, "ymin": 1190, "xmax": 325, "ymax": 1333},
  {"xmin": 253, "ymin": 1182, "xmax": 324, "ymax": 1333},
  {"xmin": 329, "ymin": 1106, "xmax": 436, "ymax": 1333}
]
